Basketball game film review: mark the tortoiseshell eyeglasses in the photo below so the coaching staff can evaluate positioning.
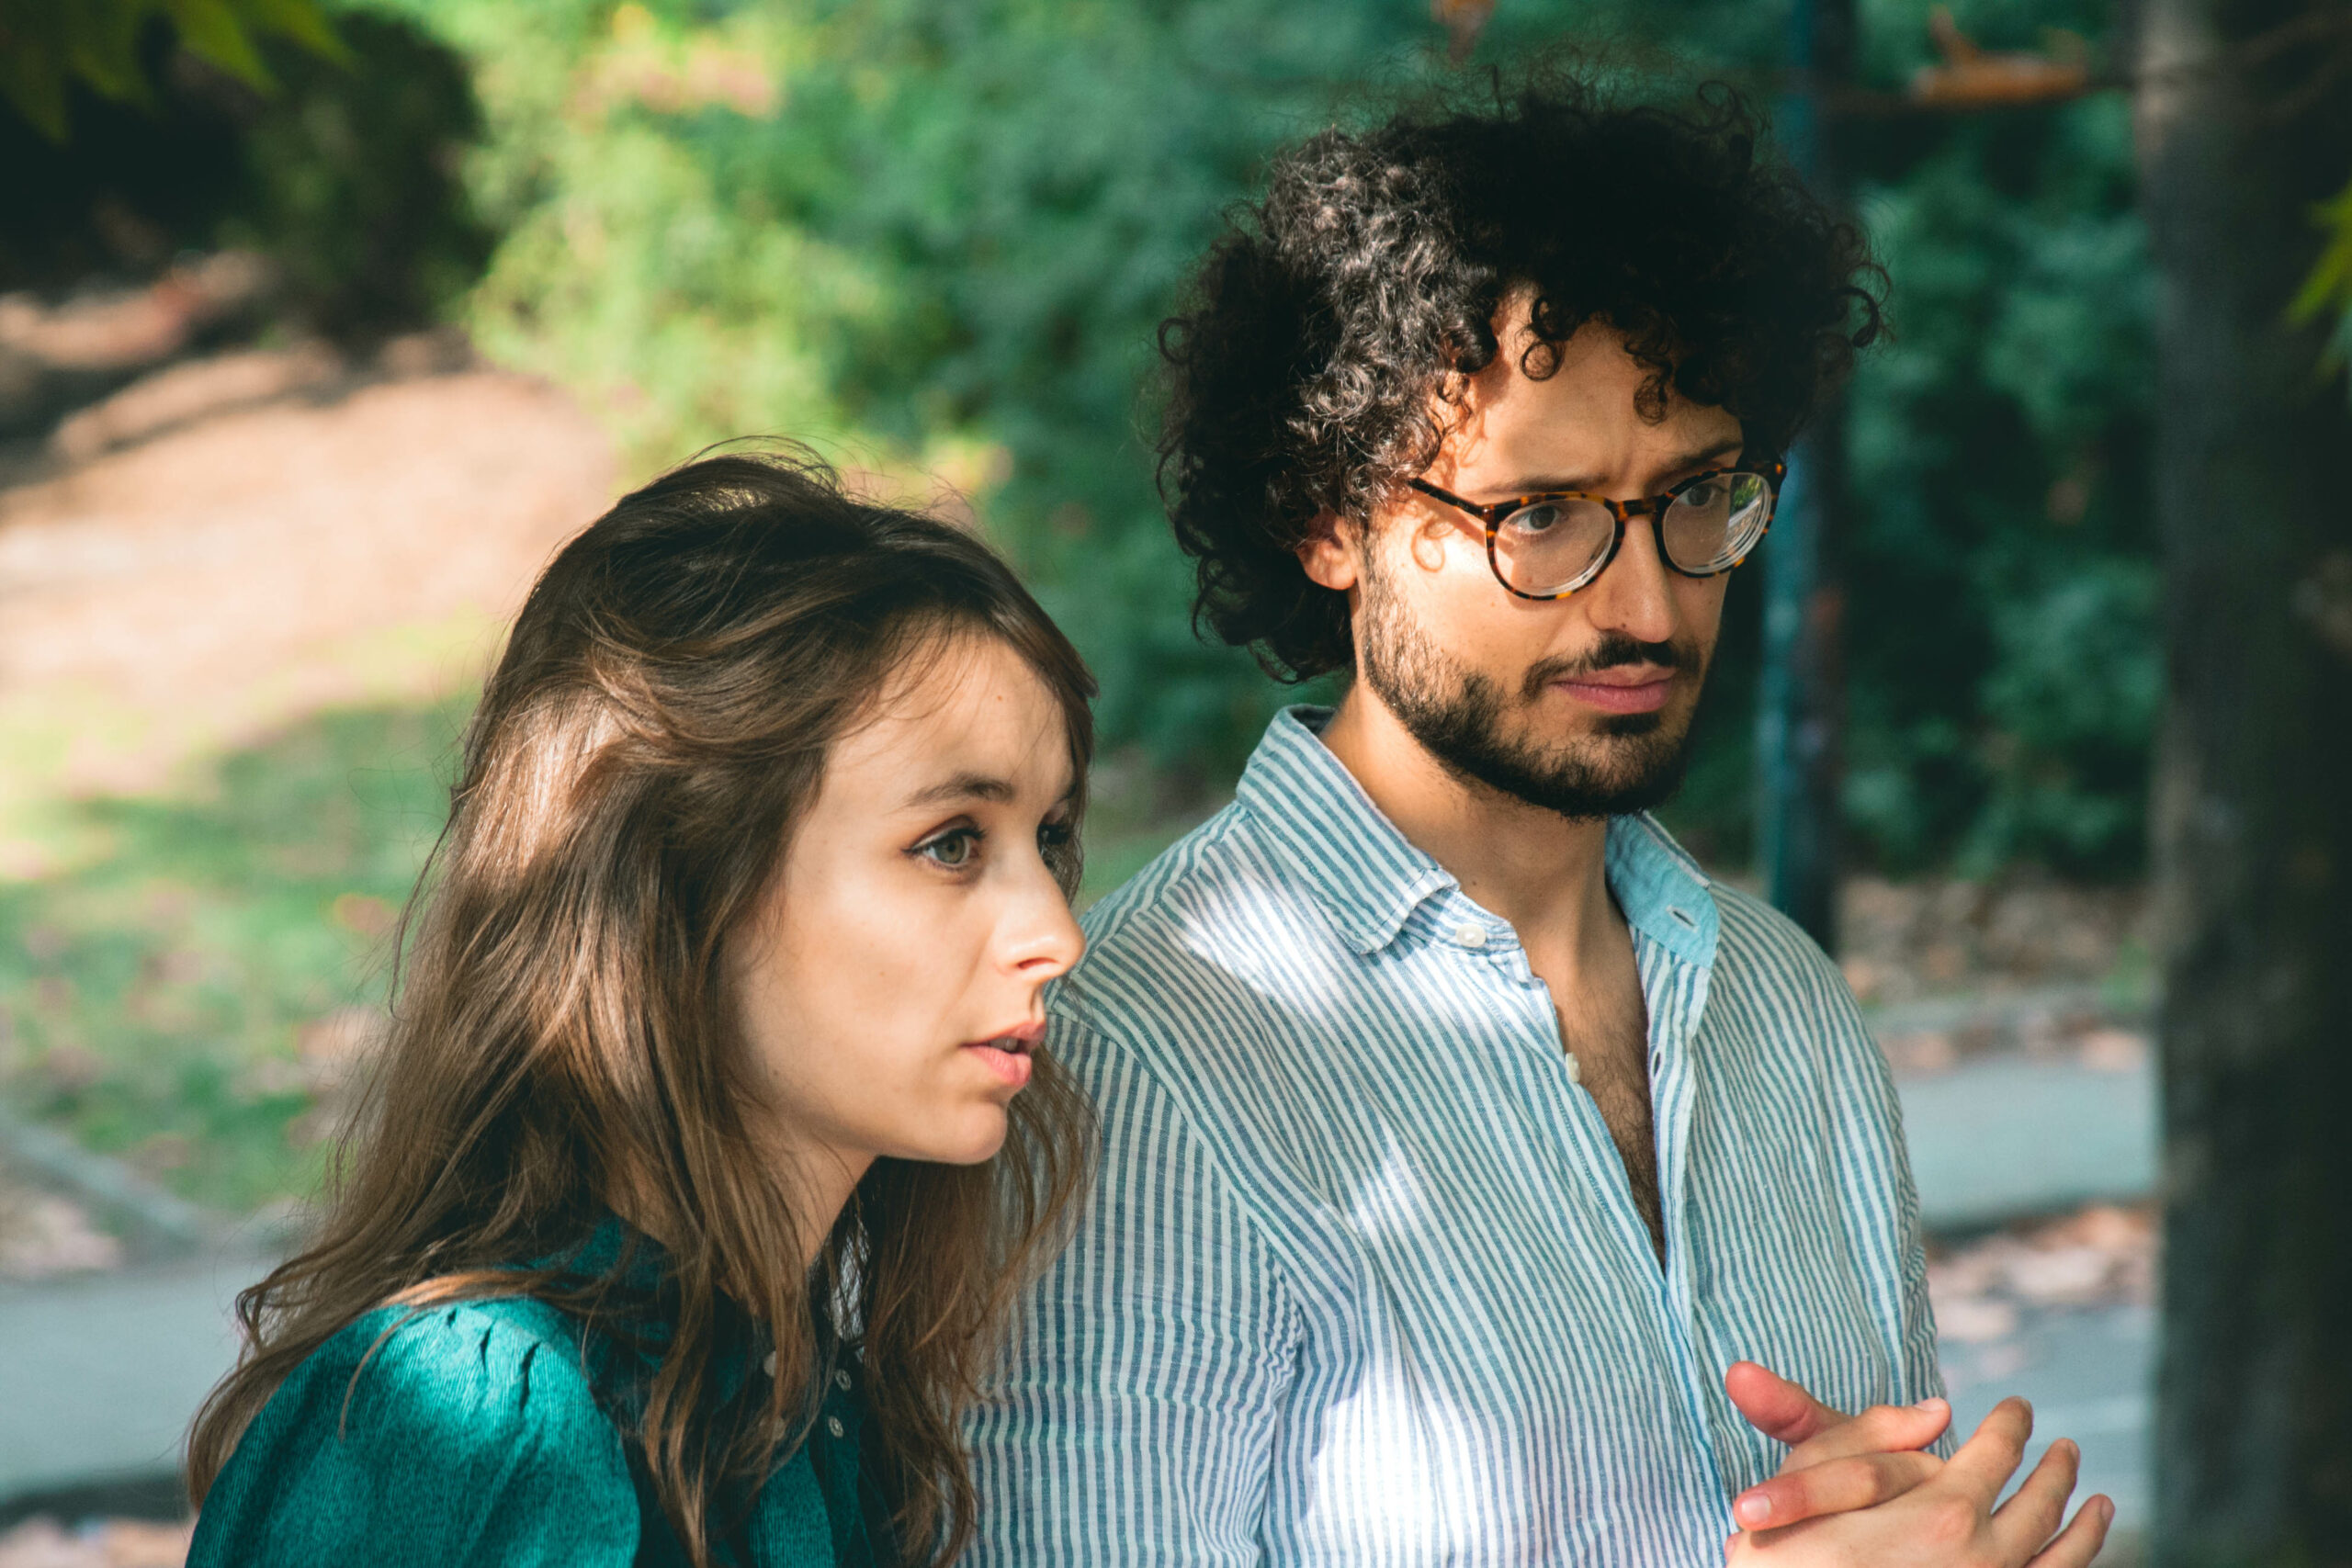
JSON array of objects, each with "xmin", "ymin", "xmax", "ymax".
[{"xmin": 1408, "ymin": 460, "xmax": 1786, "ymax": 602}]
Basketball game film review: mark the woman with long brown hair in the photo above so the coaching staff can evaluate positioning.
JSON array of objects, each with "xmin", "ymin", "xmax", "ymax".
[{"xmin": 183, "ymin": 453, "xmax": 1095, "ymax": 1567}]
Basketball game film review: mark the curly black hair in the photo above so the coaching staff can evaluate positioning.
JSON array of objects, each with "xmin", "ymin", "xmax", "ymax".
[{"xmin": 1157, "ymin": 73, "xmax": 1883, "ymax": 682}]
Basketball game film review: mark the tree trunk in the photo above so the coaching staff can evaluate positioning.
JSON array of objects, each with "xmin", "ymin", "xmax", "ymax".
[{"xmin": 2133, "ymin": 0, "xmax": 2352, "ymax": 1560}]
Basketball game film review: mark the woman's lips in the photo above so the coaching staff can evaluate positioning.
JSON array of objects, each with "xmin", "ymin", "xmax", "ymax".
[
  {"xmin": 963, "ymin": 1025, "xmax": 1039, "ymax": 1090},
  {"xmin": 965, "ymin": 1045, "xmax": 1034, "ymax": 1089},
  {"xmin": 1554, "ymin": 672, "xmax": 1675, "ymax": 715}
]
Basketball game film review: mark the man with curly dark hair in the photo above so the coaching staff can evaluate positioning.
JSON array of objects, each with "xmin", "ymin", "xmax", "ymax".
[{"xmin": 967, "ymin": 75, "xmax": 2111, "ymax": 1568}]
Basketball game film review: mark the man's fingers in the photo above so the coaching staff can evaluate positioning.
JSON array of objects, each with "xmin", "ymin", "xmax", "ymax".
[
  {"xmin": 2024, "ymin": 1495, "xmax": 2115, "ymax": 1568},
  {"xmin": 1779, "ymin": 1398, "xmax": 1951, "ymax": 1472},
  {"xmin": 1732, "ymin": 1450, "xmax": 1941, "ymax": 1530},
  {"xmin": 1942, "ymin": 1395, "xmax": 2035, "ymax": 1507},
  {"xmin": 1988, "ymin": 1438, "xmax": 2082, "ymax": 1560},
  {"xmin": 1724, "ymin": 1360, "xmax": 1845, "ymax": 1447}
]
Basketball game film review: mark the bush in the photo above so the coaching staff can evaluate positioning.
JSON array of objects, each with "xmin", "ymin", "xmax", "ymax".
[
  {"xmin": 1838, "ymin": 85, "xmax": 2156, "ymax": 876},
  {"xmin": 231, "ymin": 12, "xmax": 495, "ymax": 336},
  {"xmin": 0, "ymin": 8, "xmax": 489, "ymax": 338}
]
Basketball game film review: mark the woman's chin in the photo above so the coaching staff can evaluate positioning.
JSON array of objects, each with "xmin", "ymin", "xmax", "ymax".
[{"xmin": 888, "ymin": 1105, "xmax": 1012, "ymax": 1168}]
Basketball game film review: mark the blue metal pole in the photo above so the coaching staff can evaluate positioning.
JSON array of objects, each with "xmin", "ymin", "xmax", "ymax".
[
  {"xmin": 1756, "ymin": 446, "xmax": 1835, "ymax": 931},
  {"xmin": 1756, "ymin": 0, "xmax": 1849, "ymax": 947}
]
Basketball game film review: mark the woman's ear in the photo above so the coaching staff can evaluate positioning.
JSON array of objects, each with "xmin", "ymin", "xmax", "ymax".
[{"xmin": 1297, "ymin": 511, "xmax": 1362, "ymax": 592}]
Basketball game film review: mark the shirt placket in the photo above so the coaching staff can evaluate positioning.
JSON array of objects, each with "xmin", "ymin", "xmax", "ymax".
[
  {"xmin": 1637, "ymin": 938, "xmax": 1744, "ymax": 1533},
  {"xmin": 1440, "ymin": 900, "xmax": 1663, "ymax": 1278},
  {"xmin": 1455, "ymin": 902, "xmax": 1741, "ymax": 1539}
]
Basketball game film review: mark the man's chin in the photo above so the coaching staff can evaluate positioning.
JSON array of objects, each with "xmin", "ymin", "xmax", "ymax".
[
  {"xmin": 1593, "ymin": 709, "xmax": 1667, "ymax": 739},
  {"xmin": 1483, "ymin": 716, "xmax": 1696, "ymax": 819},
  {"xmin": 1525, "ymin": 699, "xmax": 1692, "ymax": 762}
]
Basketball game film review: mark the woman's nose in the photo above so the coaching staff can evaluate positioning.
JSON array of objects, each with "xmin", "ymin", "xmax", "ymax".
[{"xmin": 1003, "ymin": 874, "xmax": 1084, "ymax": 981}]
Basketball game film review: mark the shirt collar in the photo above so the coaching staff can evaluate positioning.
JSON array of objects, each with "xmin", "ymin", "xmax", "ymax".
[
  {"xmin": 1233, "ymin": 705, "xmax": 1718, "ymax": 967},
  {"xmin": 537, "ymin": 1211, "xmax": 671, "ymax": 1293},
  {"xmin": 1604, "ymin": 809, "xmax": 1719, "ymax": 969},
  {"xmin": 1234, "ymin": 706, "xmax": 1453, "ymax": 955}
]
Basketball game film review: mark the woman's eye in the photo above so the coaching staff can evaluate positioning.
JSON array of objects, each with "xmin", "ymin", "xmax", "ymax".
[
  {"xmin": 919, "ymin": 829, "xmax": 980, "ymax": 868},
  {"xmin": 1038, "ymin": 818, "xmax": 1075, "ymax": 852}
]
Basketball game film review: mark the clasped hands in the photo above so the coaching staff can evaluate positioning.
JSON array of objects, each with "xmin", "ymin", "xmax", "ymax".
[{"xmin": 1720, "ymin": 1362, "xmax": 2114, "ymax": 1567}]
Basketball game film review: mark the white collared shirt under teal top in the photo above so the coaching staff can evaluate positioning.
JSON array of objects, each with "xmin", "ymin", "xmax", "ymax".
[{"xmin": 967, "ymin": 706, "xmax": 1945, "ymax": 1567}]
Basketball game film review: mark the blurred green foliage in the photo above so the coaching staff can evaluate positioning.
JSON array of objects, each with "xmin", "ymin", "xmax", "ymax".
[
  {"xmin": 2292, "ymin": 175, "xmax": 2352, "ymax": 390},
  {"xmin": 1, "ymin": 10, "xmax": 490, "ymax": 336},
  {"xmin": 1838, "ymin": 80, "xmax": 2160, "ymax": 875},
  {"xmin": 229, "ymin": 13, "xmax": 494, "ymax": 333},
  {"xmin": 0, "ymin": 0, "xmax": 344, "ymax": 140}
]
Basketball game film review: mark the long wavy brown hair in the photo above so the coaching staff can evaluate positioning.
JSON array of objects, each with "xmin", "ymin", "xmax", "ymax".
[{"xmin": 186, "ymin": 453, "xmax": 1097, "ymax": 1566}]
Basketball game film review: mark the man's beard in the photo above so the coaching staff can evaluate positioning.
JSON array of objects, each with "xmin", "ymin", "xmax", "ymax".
[{"xmin": 1355, "ymin": 556, "xmax": 1705, "ymax": 822}]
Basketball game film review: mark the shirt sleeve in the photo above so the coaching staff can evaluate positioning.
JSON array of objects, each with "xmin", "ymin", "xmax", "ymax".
[
  {"xmin": 965, "ymin": 1027, "xmax": 1303, "ymax": 1566},
  {"xmin": 189, "ymin": 1303, "xmax": 640, "ymax": 1568}
]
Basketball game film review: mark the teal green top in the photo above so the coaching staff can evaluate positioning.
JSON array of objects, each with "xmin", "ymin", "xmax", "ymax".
[{"xmin": 188, "ymin": 1222, "xmax": 879, "ymax": 1567}]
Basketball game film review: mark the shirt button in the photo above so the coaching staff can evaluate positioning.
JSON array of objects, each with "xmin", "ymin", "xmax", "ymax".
[
  {"xmin": 1453, "ymin": 924, "xmax": 1487, "ymax": 948},
  {"xmin": 833, "ymin": 1368, "xmax": 852, "ymax": 1391},
  {"xmin": 1564, "ymin": 1051, "xmax": 1583, "ymax": 1084},
  {"xmin": 826, "ymin": 1416, "xmax": 846, "ymax": 1438},
  {"xmin": 762, "ymin": 1351, "xmax": 777, "ymax": 1377}
]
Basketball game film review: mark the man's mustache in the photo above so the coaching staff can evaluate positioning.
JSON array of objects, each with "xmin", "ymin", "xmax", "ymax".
[{"xmin": 1520, "ymin": 637, "xmax": 1693, "ymax": 701}]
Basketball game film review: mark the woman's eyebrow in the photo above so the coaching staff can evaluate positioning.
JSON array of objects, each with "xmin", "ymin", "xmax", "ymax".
[{"xmin": 904, "ymin": 772, "xmax": 1017, "ymax": 809}]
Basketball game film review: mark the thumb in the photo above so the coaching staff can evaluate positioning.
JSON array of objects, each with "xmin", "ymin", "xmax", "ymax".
[{"xmin": 1724, "ymin": 1360, "xmax": 1846, "ymax": 1448}]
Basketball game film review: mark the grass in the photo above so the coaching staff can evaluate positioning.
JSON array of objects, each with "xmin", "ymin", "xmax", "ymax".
[{"xmin": 0, "ymin": 698, "xmax": 471, "ymax": 1214}]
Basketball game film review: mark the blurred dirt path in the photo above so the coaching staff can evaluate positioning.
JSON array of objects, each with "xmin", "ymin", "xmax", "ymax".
[{"xmin": 0, "ymin": 366, "xmax": 616, "ymax": 875}]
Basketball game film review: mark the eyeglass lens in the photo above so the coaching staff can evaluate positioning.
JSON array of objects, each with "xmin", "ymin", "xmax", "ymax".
[{"xmin": 1493, "ymin": 471, "xmax": 1774, "ymax": 596}]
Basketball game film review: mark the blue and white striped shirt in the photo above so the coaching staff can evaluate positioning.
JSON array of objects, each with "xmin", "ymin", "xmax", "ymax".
[{"xmin": 969, "ymin": 706, "xmax": 1943, "ymax": 1566}]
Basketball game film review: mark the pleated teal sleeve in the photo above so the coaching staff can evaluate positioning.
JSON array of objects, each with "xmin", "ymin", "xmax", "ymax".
[{"xmin": 189, "ymin": 1298, "xmax": 644, "ymax": 1568}]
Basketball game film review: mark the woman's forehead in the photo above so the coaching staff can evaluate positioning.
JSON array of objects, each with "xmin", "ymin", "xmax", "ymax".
[{"xmin": 828, "ymin": 637, "xmax": 1077, "ymax": 808}]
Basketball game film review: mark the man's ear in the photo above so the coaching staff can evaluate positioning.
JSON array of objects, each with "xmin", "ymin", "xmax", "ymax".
[{"xmin": 1297, "ymin": 511, "xmax": 1362, "ymax": 592}]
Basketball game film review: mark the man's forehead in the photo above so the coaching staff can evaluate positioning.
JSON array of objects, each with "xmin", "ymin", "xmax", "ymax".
[
  {"xmin": 1473, "ymin": 314, "xmax": 1686, "ymax": 409},
  {"xmin": 1441, "ymin": 318, "xmax": 1740, "ymax": 482}
]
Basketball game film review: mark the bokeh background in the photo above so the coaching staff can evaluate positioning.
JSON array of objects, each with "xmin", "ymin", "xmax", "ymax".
[{"xmin": 2, "ymin": 1, "xmax": 2346, "ymax": 1564}]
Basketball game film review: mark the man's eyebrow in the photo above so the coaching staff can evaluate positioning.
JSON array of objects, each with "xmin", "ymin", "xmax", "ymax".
[
  {"xmin": 904, "ymin": 772, "xmax": 1018, "ymax": 809},
  {"xmin": 1488, "ymin": 437, "xmax": 1747, "ymax": 498}
]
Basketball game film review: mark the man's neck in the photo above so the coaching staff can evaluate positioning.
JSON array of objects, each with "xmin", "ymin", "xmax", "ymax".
[{"xmin": 1315, "ymin": 688, "xmax": 1620, "ymax": 972}]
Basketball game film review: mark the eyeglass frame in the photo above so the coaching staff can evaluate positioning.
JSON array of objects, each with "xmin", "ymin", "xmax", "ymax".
[{"xmin": 1406, "ymin": 459, "xmax": 1788, "ymax": 602}]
